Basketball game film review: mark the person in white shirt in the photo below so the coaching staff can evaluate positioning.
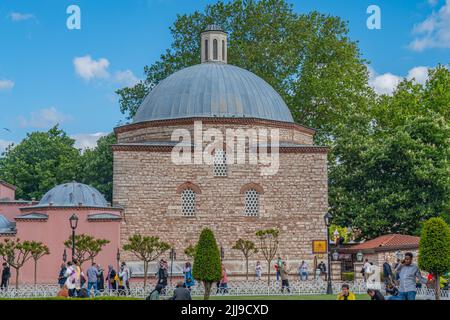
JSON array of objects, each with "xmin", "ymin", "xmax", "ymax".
[
  {"xmin": 255, "ymin": 261, "xmax": 262, "ymax": 280},
  {"xmin": 119, "ymin": 262, "xmax": 131, "ymax": 295}
]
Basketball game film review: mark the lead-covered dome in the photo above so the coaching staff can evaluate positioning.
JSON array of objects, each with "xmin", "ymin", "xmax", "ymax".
[
  {"xmin": 133, "ymin": 63, "xmax": 294, "ymax": 124},
  {"xmin": 36, "ymin": 182, "xmax": 108, "ymax": 208}
]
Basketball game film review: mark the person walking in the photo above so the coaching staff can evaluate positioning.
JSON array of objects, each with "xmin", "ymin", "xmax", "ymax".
[
  {"xmin": 1, "ymin": 262, "xmax": 11, "ymax": 290},
  {"xmin": 336, "ymin": 283, "xmax": 356, "ymax": 300},
  {"xmin": 106, "ymin": 265, "xmax": 117, "ymax": 293},
  {"xmin": 57, "ymin": 263, "xmax": 67, "ymax": 288},
  {"xmin": 146, "ymin": 284, "xmax": 164, "ymax": 300},
  {"xmin": 97, "ymin": 265, "xmax": 105, "ymax": 292},
  {"xmin": 299, "ymin": 261, "xmax": 309, "ymax": 281},
  {"xmin": 171, "ymin": 281, "xmax": 192, "ymax": 300},
  {"xmin": 367, "ymin": 288, "xmax": 385, "ymax": 300},
  {"xmin": 363, "ymin": 259, "xmax": 372, "ymax": 282},
  {"xmin": 389, "ymin": 252, "xmax": 428, "ymax": 300},
  {"xmin": 64, "ymin": 261, "xmax": 77, "ymax": 297},
  {"xmin": 119, "ymin": 262, "xmax": 131, "ymax": 295},
  {"xmin": 280, "ymin": 261, "xmax": 291, "ymax": 293},
  {"xmin": 255, "ymin": 261, "xmax": 262, "ymax": 281},
  {"xmin": 157, "ymin": 259, "xmax": 169, "ymax": 292},
  {"xmin": 219, "ymin": 264, "xmax": 229, "ymax": 294},
  {"xmin": 383, "ymin": 261, "xmax": 393, "ymax": 285},
  {"xmin": 183, "ymin": 262, "xmax": 195, "ymax": 289},
  {"xmin": 276, "ymin": 257, "xmax": 282, "ymax": 281},
  {"xmin": 86, "ymin": 262, "xmax": 99, "ymax": 298}
]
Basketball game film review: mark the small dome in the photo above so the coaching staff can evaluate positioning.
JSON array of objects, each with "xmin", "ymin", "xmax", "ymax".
[
  {"xmin": 37, "ymin": 182, "xmax": 108, "ymax": 207},
  {"xmin": 0, "ymin": 215, "xmax": 14, "ymax": 233},
  {"xmin": 133, "ymin": 63, "xmax": 294, "ymax": 123}
]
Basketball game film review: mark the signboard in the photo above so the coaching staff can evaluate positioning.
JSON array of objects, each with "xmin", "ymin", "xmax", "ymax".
[{"xmin": 312, "ymin": 240, "xmax": 327, "ymax": 254}]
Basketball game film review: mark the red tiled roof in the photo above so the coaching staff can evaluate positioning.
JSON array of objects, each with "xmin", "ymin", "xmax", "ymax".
[{"xmin": 349, "ymin": 234, "xmax": 419, "ymax": 251}]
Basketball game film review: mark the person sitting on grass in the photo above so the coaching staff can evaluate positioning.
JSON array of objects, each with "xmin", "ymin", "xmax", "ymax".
[
  {"xmin": 367, "ymin": 288, "xmax": 385, "ymax": 300},
  {"xmin": 146, "ymin": 284, "xmax": 164, "ymax": 300},
  {"xmin": 171, "ymin": 281, "xmax": 192, "ymax": 300},
  {"xmin": 336, "ymin": 284, "xmax": 356, "ymax": 300},
  {"xmin": 57, "ymin": 284, "xmax": 69, "ymax": 298}
]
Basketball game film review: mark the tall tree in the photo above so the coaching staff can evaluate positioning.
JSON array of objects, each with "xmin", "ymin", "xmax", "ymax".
[
  {"xmin": 192, "ymin": 228, "xmax": 222, "ymax": 300},
  {"xmin": 0, "ymin": 239, "xmax": 33, "ymax": 289},
  {"xmin": 78, "ymin": 133, "xmax": 116, "ymax": 202},
  {"xmin": 0, "ymin": 125, "xmax": 81, "ymax": 200},
  {"xmin": 116, "ymin": 0, "xmax": 372, "ymax": 143},
  {"xmin": 122, "ymin": 234, "xmax": 170, "ymax": 289},
  {"xmin": 419, "ymin": 217, "xmax": 450, "ymax": 301},
  {"xmin": 232, "ymin": 239, "xmax": 257, "ymax": 280},
  {"xmin": 29, "ymin": 241, "xmax": 50, "ymax": 286},
  {"xmin": 255, "ymin": 228, "xmax": 279, "ymax": 285}
]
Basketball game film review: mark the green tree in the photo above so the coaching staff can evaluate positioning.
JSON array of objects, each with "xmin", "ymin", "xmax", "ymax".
[
  {"xmin": 232, "ymin": 239, "xmax": 257, "ymax": 280},
  {"xmin": 64, "ymin": 234, "xmax": 110, "ymax": 266},
  {"xmin": 0, "ymin": 239, "xmax": 33, "ymax": 289},
  {"xmin": 29, "ymin": 241, "xmax": 50, "ymax": 286},
  {"xmin": 192, "ymin": 228, "xmax": 222, "ymax": 300},
  {"xmin": 122, "ymin": 234, "xmax": 171, "ymax": 289},
  {"xmin": 419, "ymin": 217, "xmax": 450, "ymax": 300},
  {"xmin": 78, "ymin": 133, "xmax": 116, "ymax": 202},
  {"xmin": 0, "ymin": 125, "xmax": 81, "ymax": 200},
  {"xmin": 255, "ymin": 229, "xmax": 279, "ymax": 285},
  {"xmin": 116, "ymin": 0, "xmax": 372, "ymax": 143}
]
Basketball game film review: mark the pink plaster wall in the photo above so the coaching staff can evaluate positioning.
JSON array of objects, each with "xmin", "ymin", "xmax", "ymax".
[
  {"xmin": 0, "ymin": 203, "xmax": 34, "ymax": 221},
  {"xmin": 0, "ymin": 184, "xmax": 15, "ymax": 201},
  {"xmin": 2, "ymin": 209, "xmax": 121, "ymax": 284}
]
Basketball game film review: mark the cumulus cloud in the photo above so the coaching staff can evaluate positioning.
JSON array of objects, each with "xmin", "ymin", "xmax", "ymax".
[
  {"xmin": 409, "ymin": 0, "xmax": 450, "ymax": 51},
  {"xmin": 8, "ymin": 12, "xmax": 35, "ymax": 22},
  {"xmin": 18, "ymin": 107, "xmax": 72, "ymax": 128},
  {"xmin": 0, "ymin": 79, "xmax": 14, "ymax": 91},
  {"xmin": 73, "ymin": 55, "xmax": 139, "ymax": 87},
  {"xmin": 73, "ymin": 55, "xmax": 110, "ymax": 81},
  {"xmin": 71, "ymin": 132, "xmax": 108, "ymax": 151},
  {"xmin": 368, "ymin": 66, "xmax": 430, "ymax": 95}
]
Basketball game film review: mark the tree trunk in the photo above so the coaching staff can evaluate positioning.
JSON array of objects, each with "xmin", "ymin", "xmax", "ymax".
[
  {"xmin": 143, "ymin": 261, "xmax": 148, "ymax": 290},
  {"xmin": 267, "ymin": 263, "xmax": 271, "ymax": 286},
  {"xmin": 435, "ymin": 274, "xmax": 440, "ymax": 301},
  {"xmin": 15, "ymin": 268, "xmax": 19, "ymax": 289},
  {"xmin": 203, "ymin": 281, "xmax": 212, "ymax": 300},
  {"xmin": 246, "ymin": 258, "xmax": 249, "ymax": 281},
  {"xmin": 34, "ymin": 260, "xmax": 37, "ymax": 286}
]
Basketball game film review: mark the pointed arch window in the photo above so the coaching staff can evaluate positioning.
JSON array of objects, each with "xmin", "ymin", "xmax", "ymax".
[
  {"xmin": 213, "ymin": 39, "xmax": 218, "ymax": 60},
  {"xmin": 244, "ymin": 189, "xmax": 259, "ymax": 216},
  {"xmin": 205, "ymin": 39, "xmax": 209, "ymax": 60},
  {"xmin": 222, "ymin": 40, "xmax": 225, "ymax": 60},
  {"xmin": 181, "ymin": 189, "xmax": 196, "ymax": 216}
]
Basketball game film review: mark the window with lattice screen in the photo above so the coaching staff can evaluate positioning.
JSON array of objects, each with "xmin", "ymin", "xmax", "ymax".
[
  {"xmin": 244, "ymin": 189, "xmax": 259, "ymax": 216},
  {"xmin": 213, "ymin": 149, "xmax": 227, "ymax": 177},
  {"xmin": 181, "ymin": 188, "xmax": 196, "ymax": 216}
]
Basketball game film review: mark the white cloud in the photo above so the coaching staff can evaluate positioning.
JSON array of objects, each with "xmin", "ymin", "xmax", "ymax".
[
  {"xmin": 368, "ymin": 66, "xmax": 430, "ymax": 95},
  {"xmin": 71, "ymin": 132, "xmax": 108, "ymax": 151},
  {"xmin": 0, "ymin": 139, "xmax": 14, "ymax": 153},
  {"xmin": 73, "ymin": 55, "xmax": 110, "ymax": 81},
  {"xmin": 114, "ymin": 70, "xmax": 139, "ymax": 87},
  {"xmin": 9, "ymin": 12, "xmax": 34, "ymax": 22},
  {"xmin": 406, "ymin": 66, "xmax": 429, "ymax": 84},
  {"xmin": 409, "ymin": 0, "xmax": 450, "ymax": 51},
  {"xmin": 428, "ymin": 0, "xmax": 439, "ymax": 7},
  {"xmin": 0, "ymin": 79, "xmax": 14, "ymax": 90},
  {"xmin": 18, "ymin": 107, "xmax": 72, "ymax": 128}
]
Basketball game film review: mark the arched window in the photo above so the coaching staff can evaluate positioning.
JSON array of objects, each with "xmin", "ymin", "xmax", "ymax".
[
  {"xmin": 213, "ymin": 39, "xmax": 218, "ymax": 60},
  {"xmin": 205, "ymin": 39, "xmax": 209, "ymax": 60},
  {"xmin": 181, "ymin": 188, "xmax": 196, "ymax": 216},
  {"xmin": 244, "ymin": 189, "xmax": 259, "ymax": 216},
  {"xmin": 222, "ymin": 40, "xmax": 225, "ymax": 60},
  {"xmin": 213, "ymin": 149, "xmax": 227, "ymax": 177}
]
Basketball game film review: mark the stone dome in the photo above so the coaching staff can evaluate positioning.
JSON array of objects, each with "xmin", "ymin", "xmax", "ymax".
[
  {"xmin": 36, "ymin": 182, "xmax": 108, "ymax": 208},
  {"xmin": 133, "ymin": 63, "xmax": 294, "ymax": 124}
]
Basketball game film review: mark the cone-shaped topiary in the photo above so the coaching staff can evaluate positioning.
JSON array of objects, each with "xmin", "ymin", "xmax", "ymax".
[
  {"xmin": 419, "ymin": 217, "xmax": 450, "ymax": 300},
  {"xmin": 192, "ymin": 228, "xmax": 222, "ymax": 300}
]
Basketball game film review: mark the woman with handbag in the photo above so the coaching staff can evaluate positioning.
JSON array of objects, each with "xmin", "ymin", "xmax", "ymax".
[{"xmin": 183, "ymin": 262, "xmax": 195, "ymax": 290}]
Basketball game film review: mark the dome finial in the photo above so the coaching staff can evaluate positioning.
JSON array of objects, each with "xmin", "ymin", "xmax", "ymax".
[{"xmin": 201, "ymin": 24, "xmax": 227, "ymax": 64}]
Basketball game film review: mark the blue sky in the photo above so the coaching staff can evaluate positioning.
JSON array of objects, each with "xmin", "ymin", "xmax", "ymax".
[{"xmin": 0, "ymin": 0, "xmax": 449, "ymax": 152}]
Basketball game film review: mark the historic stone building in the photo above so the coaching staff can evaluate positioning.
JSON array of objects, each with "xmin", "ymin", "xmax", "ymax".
[{"xmin": 113, "ymin": 25, "xmax": 329, "ymax": 275}]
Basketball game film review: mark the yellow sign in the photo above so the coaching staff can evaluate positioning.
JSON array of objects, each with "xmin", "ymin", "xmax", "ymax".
[{"xmin": 312, "ymin": 240, "xmax": 327, "ymax": 254}]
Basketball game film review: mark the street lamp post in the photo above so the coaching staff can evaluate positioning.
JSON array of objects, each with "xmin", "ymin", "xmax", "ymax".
[
  {"xmin": 116, "ymin": 248, "xmax": 121, "ymax": 272},
  {"xmin": 69, "ymin": 214, "xmax": 78, "ymax": 261},
  {"xmin": 324, "ymin": 212, "xmax": 333, "ymax": 295},
  {"xmin": 170, "ymin": 248, "xmax": 176, "ymax": 284}
]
